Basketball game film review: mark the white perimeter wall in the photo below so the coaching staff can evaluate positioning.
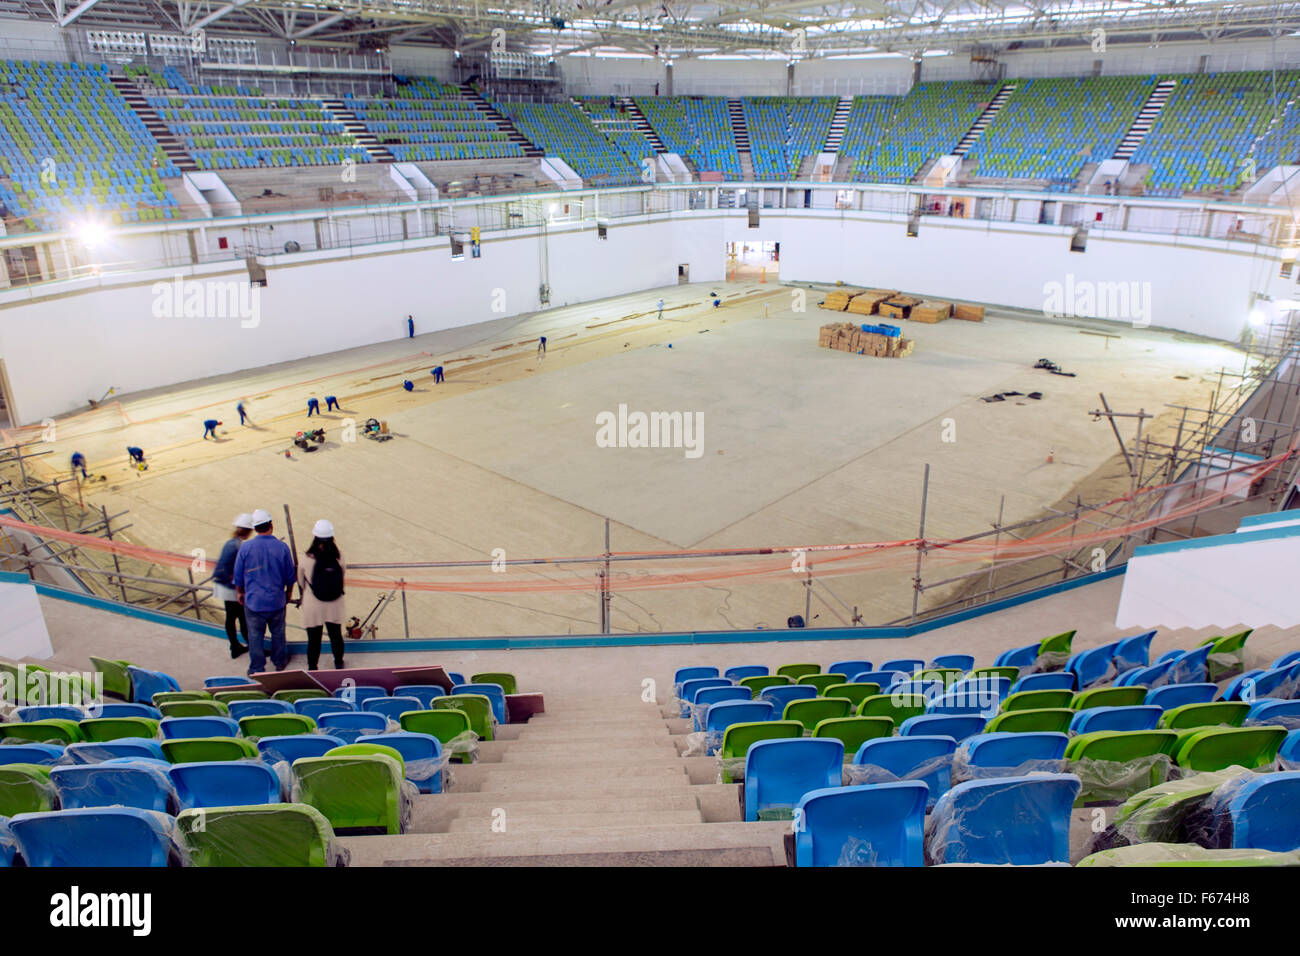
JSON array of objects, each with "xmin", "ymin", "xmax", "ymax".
[{"xmin": 0, "ymin": 209, "xmax": 1288, "ymax": 424}]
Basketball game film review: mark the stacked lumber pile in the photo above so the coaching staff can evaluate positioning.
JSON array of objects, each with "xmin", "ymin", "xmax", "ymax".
[
  {"xmin": 910, "ymin": 300, "xmax": 952, "ymax": 324},
  {"xmin": 818, "ymin": 321, "xmax": 915, "ymax": 358},
  {"xmin": 953, "ymin": 303, "xmax": 985, "ymax": 321},
  {"xmin": 879, "ymin": 294, "xmax": 923, "ymax": 320},
  {"xmin": 820, "ymin": 288, "xmax": 861, "ymax": 311}
]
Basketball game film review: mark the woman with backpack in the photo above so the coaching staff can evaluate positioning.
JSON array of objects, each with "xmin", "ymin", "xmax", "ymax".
[{"xmin": 300, "ymin": 519, "xmax": 347, "ymax": 670}]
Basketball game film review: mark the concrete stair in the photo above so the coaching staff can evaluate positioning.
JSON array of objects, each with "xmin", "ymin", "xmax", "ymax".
[
  {"xmin": 319, "ymin": 98, "xmax": 394, "ymax": 163},
  {"xmin": 109, "ymin": 74, "xmax": 197, "ymax": 173},
  {"xmin": 952, "ymin": 83, "xmax": 1017, "ymax": 157},
  {"xmin": 336, "ymin": 691, "xmax": 783, "ymax": 865},
  {"xmin": 618, "ymin": 97, "xmax": 664, "ymax": 152},
  {"xmin": 1113, "ymin": 79, "xmax": 1177, "ymax": 161},
  {"xmin": 822, "ymin": 96, "xmax": 853, "ymax": 152},
  {"xmin": 459, "ymin": 85, "xmax": 543, "ymax": 157}
]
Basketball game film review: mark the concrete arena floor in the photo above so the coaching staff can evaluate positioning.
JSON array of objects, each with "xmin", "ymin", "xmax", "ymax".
[{"xmin": 29, "ymin": 279, "xmax": 1243, "ymax": 637}]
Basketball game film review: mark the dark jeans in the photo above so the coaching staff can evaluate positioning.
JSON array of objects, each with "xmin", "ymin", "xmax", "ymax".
[
  {"xmin": 244, "ymin": 605, "xmax": 288, "ymax": 675},
  {"xmin": 223, "ymin": 600, "xmax": 246, "ymax": 648},
  {"xmin": 306, "ymin": 623, "xmax": 345, "ymax": 670}
]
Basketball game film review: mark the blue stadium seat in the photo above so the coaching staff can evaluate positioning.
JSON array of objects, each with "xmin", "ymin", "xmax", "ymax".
[
  {"xmin": 743, "ymin": 737, "xmax": 844, "ymax": 821},
  {"xmin": 1113, "ymin": 630, "xmax": 1156, "ymax": 671},
  {"xmin": 394, "ymin": 685, "xmax": 446, "ymax": 708},
  {"xmin": 1145, "ymin": 683, "xmax": 1217, "ymax": 710},
  {"xmin": 1209, "ymin": 770, "xmax": 1300, "ymax": 851},
  {"xmin": 363, "ymin": 696, "xmax": 425, "ymax": 724},
  {"xmin": 256, "ymin": 733, "xmax": 347, "ymax": 766},
  {"xmin": 1220, "ymin": 669, "xmax": 1266, "ymax": 701},
  {"xmin": 1069, "ymin": 705, "xmax": 1163, "ymax": 733},
  {"xmin": 851, "ymin": 735, "xmax": 957, "ymax": 809},
  {"xmin": 900, "ymin": 714, "xmax": 985, "ymax": 741},
  {"xmin": 50, "ymin": 758, "xmax": 175, "ymax": 812},
  {"xmin": 760, "ymin": 685, "xmax": 817, "ymax": 710},
  {"xmin": 1247, "ymin": 699, "xmax": 1300, "ymax": 724},
  {"xmin": 445, "ymin": 672, "xmax": 466, "ymax": 686},
  {"xmin": 315, "ymin": 712, "xmax": 388, "ymax": 744},
  {"xmin": 1248, "ymin": 661, "xmax": 1300, "ymax": 699},
  {"xmin": 1010, "ymin": 672, "xmax": 1077, "ymax": 693},
  {"xmin": 1271, "ymin": 651, "xmax": 1300, "ymax": 669},
  {"xmin": 1166, "ymin": 644, "xmax": 1213, "ymax": 684},
  {"xmin": 852, "ymin": 670, "xmax": 906, "ymax": 689},
  {"xmin": 692, "ymin": 686, "xmax": 753, "ymax": 730},
  {"xmin": 169, "ymin": 760, "xmax": 281, "ymax": 809},
  {"xmin": 9, "ymin": 807, "xmax": 176, "ymax": 866},
  {"xmin": 995, "ymin": 642, "xmax": 1039, "ymax": 668},
  {"xmin": 673, "ymin": 666, "xmax": 719, "ymax": 694},
  {"xmin": 830, "ymin": 660, "xmax": 872, "ymax": 677},
  {"xmin": 957, "ymin": 732, "xmax": 1069, "ymax": 776},
  {"xmin": 1066, "ymin": 641, "xmax": 1119, "ymax": 688},
  {"xmin": 0, "ymin": 743, "xmax": 64, "ymax": 766},
  {"xmin": 1118, "ymin": 658, "xmax": 1175, "ymax": 687},
  {"xmin": 928, "ymin": 773, "xmax": 1082, "ymax": 865},
  {"xmin": 678, "ymin": 678, "xmax": 732, "ymax": 716},
  {"xmin": 357, "ymin": 732, "xmax": 444, "ymax": 794},
  {"xmin": 63, "ymin": 738, "xmax": 165, "ymax": 764},
  {"xmin": 227, "ymin": 699, "xmax": 294, "ymax": 720},
  {"xmin": 332, "ymin": 685, "xmax": 387, "ymax": 707},
  {"xmin": 92, "ymin": 703, "xmax": 162, "ymax": 720},
  {"xmin": 204, "ymin": 676, "xmax": 253, "ymax": 688},
  {"xmin": 16, "ymin": 705, "xmax": 83, "ymax": 722},
  {"xmin": 159, "ymin": 716, "xmax": 240, "ymax": 740},
  {"xmin": 704, "ymin": 701, "xmax": 775, "ymax": 756},
  {"xmin": 0, "ymin": 817, "xmax": 15, "ymax": 866},
  {"xmin": 723, "ymin": 665, "xmax": 768, "ymax": 681},
  {"xmin": 1279, "ymin": 729, "xmax": 1300, "ymax": 764},
  {"xmin": 931, "ymin": 654, "xmax": 975, "ymax": 671},
  {"xmin": 793, "ymin": 782, "xmax": 928, "ymax": 867},
  {"xmin": 296, "ymin": 698, "xmax": 355, "ymax": 721},
  {"xmin": 451, "ymin": 684, "xmax": 506, "ymax": 724},
  {"xmin": 881, "ymin": 659, "xmax": 923, "ymax": 674},
  {"xmin": 126, "ymin": 665, "xmax": 181, "ymax": 704}
]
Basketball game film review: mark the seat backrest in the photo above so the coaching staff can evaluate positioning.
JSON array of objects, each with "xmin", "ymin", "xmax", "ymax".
[
  {"xmin": 10, "ymin": 807, "xmax": 175, "ymax": 866},
  {"xmin": 79, "ymin": 717, "xmax": 161, "ymax": 742},
  {"xmin": 227, "ymin": 699, "xmax": 295, "ymax": 720},
  {"xmin": 1145, "ymin": 683, "xmax": 1218, "ymax": 710},
  {"xmin": 1174, "ymin": 726, "xmax": 1287, "ymax": 772},
  {"xmin": 256, "ymin": 733, "xmax": 347, "ymax": 765},
  {"xmin": 812, "ymin": 716, "xmax": 893, "ymax": 752},
  {"xmin": 880, "ymin": 659, "xmax": 923, "ymax": 675},
  {"xmin": 797, "ymin": 673, "xmax": 850, "ymax": 694},
  {"xmin": 0, "ymin": 719, "xmax": 82, "ymax": 745},
  {"xmin": 739, "ymin": 675, "xmax": 791, "ymax": 695},
  {"xmin": 64, "ymin": 738, "xmax": 165, "ymax": 764},
  {"xmin": 272, "ymin": 689, "xmax": 330, "ymax": 703},
  {"xmin": 930, "ymin": 654, "xmax": 974, "ymax": 671},
  {"xmin": 852, "ymin": 670, "xmax": 906, "ymax": 689},
  {"xmin": 291, "ymin": 754, "xmax": 404, "ymax": 834},
  {"xmin": 743, "ymin": 738, "xmax": 844, "ymax": 822},
  {"xmin": 431, "ymin": 695, "xmax": 494, "ymax": 741},
  {"xmin": 794, "ymin": 782, "xmax": 929, "ymax": 867},
  {"xmin": 126, "ymin": 665, "xmax": 180, "ymax": 704},
  {"xmin": 1066, "ymin": 729, "xmax": 1180, "ymax": 763},
  {"xmin": 821, "ymin": 683, "xmax": 882, "ymax": 709},
  {"xmin": 927, "ymin": 773, "xmax": 1081, "ymax": 865},
  {"xmin": 89, "ymin": 656, "xmax": 133, "ymax": 700},
  {"xmin": 212, "ymin": 690, "xmax": 270, "ymax": 705},
  {"xmin": 1070, "ymin": 705, "xmax": 1163, "ymax": 734},
  {"xmin": 705, "ymin": 701, "xmax": 775, "ymax": 738},
  {"xmin": 0, "ymin": 764, "xmax": 56, "ymax": 817},
  {"xmin": 452, "ymin": 684, "xmax": 506, "ymax": 724},
  {"xmin": 296, "ymin": 698, "xmax": 355, "ymax": 720},
  {"xmin": 718, "ymin": 720, "xmax": 804, "ymax": 781},
  {"xmin": 362, "ymin": 696, "xmax": 425, "ymax": 723},
  {"xmin": 178, "ymin": 804, "xmax": 338, "ymax": 867},
  {"xmin": 961, "ymin": 732, "xmax": 1069, "ymax": 769},
  {"xmin": 16, "ymin": 705, "xmax": 84, "ymax": 722},
  {"xmin": 994, "ymin": 642, "xmax": 1039, "ymax": 669},
  {"xmin": 723, "ymin": 665, "xmax": 768, "ymax": 681},
  {"xmin": 858, "ymin": 693, "xmax": 928, "ymax": 723},
  {"xmin": 238, "ymin": 714, "xmax": 319, "ymax": 739},
  {"xmin": 1010, "ymin": 672, "xmax": 1076, "ymax": 694},
  {"xmin": 1248, "ymin": 699, "xmax": 1300, "ymax": 723},
  {"xmin": 1119, "ymin": 658, "xmax": 1175, "ymax": 687},
  {"xmin": 1166, "ymin": 644, "xmax": 1213, "ymax": 685},
  {"xmin": 169, "ymin": 760, "xmax": 281, "ymax": 810},
  {"xmin": 91, "ymin": 703, "xmax": 162, "ymax": 720},
  {"xmin": 204, "ymin": 676, "xmax": 253, "ymax": 689},
  {"xmin": 470, "ymin": 671, "xmax": 518, "ymax": 694},
  {"xmin": 775, "ymin": 663, "xmax": 821, "ymax": 680},
  {"xmin": 784, "ymin": 697, "xmax": 852, "ymax": 732},
  {"xmin": 161, "ymin": 736, "xmax": 259, "ymax": 764},
  {"xmin": 331, "ymin": 685, "xmax": 387, "ymax": 706},
  {"xmin": 158, "ymin": 700, "xmax": 228, "ymax": 719},
  {"xmin": 1002, "ymin": 689, "xmax": 1075, "ymax": 712},
  {"xmin": 829, "ymin": 660, "xmax": 872, "ymax": 677},
  {"xmin": 852, "ymin": 735, "xmax": 956, "ymax": 808},
  {"xmin": 986, "ymin": 708, "xmax": 1075, "ymax": 734},
  {"xmin": 0, "ymin": 743, "xmax": 64, "ymax": 767},
  {"xmin": 312, "ymin": 711, "xmax": 388, "ymax": 744},
  {"xmin": 673, "ymin": 666, "xmax": 719, "ymax": 691},
  {"xmin": 1159, "ymin": 701, "xmax": 1250, "ymax": 730},
  {"xmin": 393, "ymin": 685, "xmax": 447, "ymax": 708},
  {"xmin": 159, "ymin": 716, "xmax": 240, "ymax": 740},
  {"xmin": 1113, "ymin": 630, "xmax": 1156, "ymax": 671},
  {"xmin": 1223, "ymin": 770, "xmax": 1300, "ymax": 852},
  {"xmin": 760, "ymin": 685, "xmax": 817, "ymax": 709},
  {"xmin": 900, "ymin": 714, "xmax": 985, "ymax": 741},
  {"xmin": 1071, "ymin": 686, "xmax": 1148, "ymax": 710},
  {"xmin": 695, "ymin": 686, "xmax": 752, "ymax": 708}
]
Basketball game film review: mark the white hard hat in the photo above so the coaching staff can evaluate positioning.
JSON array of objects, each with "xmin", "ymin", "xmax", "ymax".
[
  {"xmin": 234, "ymin": 513, "xmax": 254, "ymax": 530},
  {"xmin": 312, "ymin": 519, "xmax": 335, "ymax": 538},
  {"xmin": 251, "ymin": 509, "xmax": 273, "ymax": 526}
]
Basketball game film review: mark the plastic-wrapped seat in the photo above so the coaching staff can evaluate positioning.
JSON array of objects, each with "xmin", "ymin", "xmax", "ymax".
[
  {"xmin": 1159, "ymin": 701, "xmax": 1249, "ymax": 730},
  {"xmin": 792, "ymin": 782, "xmax": 928, "ymax": 867},
  {"xmin": 1113, "ymin": 630, "xmax": 1156, "ymax": 672},
  {"xmin": 161, "ymin": 737, "xmax": 259, "ymax": 763},
  {"xmin": 431, "ymin": 695, "xmax": 494, "ymax": 742},
  {"xmin": 89, "ymin": 656, "xmax": 133, "ymax": 700},
  {"xmin": 985, "ymin": 708, "xmax": 1074, "ymax": 734},
  {"xmin": 677, "ymin": 678, "xmax": 731, "ymax": 716},
  {"xmin": 672, "ymin": 666, "xmax": 718, "ymax": 696},
  {"xmin": 10, "ymin": 807, "xmax": 176, "ymax": 866},
  {"xmin": 363, "ymin": 696, "xmax": 425, "ymax": 724},
  {"xmin": 1118, "ymin": 659, "xmax": 1174, "ymax": 687},
  {"xmin": 0, "ymin": 743, "xmax": 63, "ymax": 766},
  {"xmin": 1203, "ymin": 770, "xmax": 1300, "ymax": 851},
  {"xmin": 238, "ymin": 714, "xmax": 317, "ymax": 739},
  {"xmin": 723, "ymin": 665, "xmax": 768, "ymax": 681},
  {"xmin": 1164, "ymin": 644, "xmax": 1213, "ymax": 685},
  {"xmin": 1200, "ymin": 629, "xmax": 1253, "ymax": 681},
  {"xmin": 1066, "ymin": 641, "xmax": 1120, "ymax": 689},
  {"xmin": 704, "ymin": 701, "xmax": 775, "ymax": 756},
  {"xmin": 718, "ymin": 720, "xmax": 803, "ymax": 783},
  {"xmin": 92, "ymin": 703, "xmax": 162, "ymax": 720},
  {"xmin": 292, "ymin": 753, "xmax": 407, "ymax": 834},
  {"xmin": 849, "ymin": 735, "xmax": 957, "ymax": 809},
  {"xmin": 452, "ymin": 684, "xmax": 507, "ymax": 725},
  {"xmin": 759, "ymin": 684, "xmax": 815, "ymax": 711},
  {"xmin": 931, "ymin": 654, "xmax": 974, "ymax": 671},
  {"xmin": 0, "ymin": 719, "xmax": 82, "ymax": 745},
  {"xmin": 1247, "ymin": 699, "xmax": 1300, "ymax": 726},
  {"xmin": 743, "ymin": 737, "xmax": 844, "ymax": 821},
  {"xmin": 296, "ymin": 698, "xmax": 354, "ymax": 721},
  {"xmin": 126, "ymin": 665, "xmax": 180, "ymax": 705},
  {"xmin": 394, "ymin": 685, "xmax": 446, "ymax": 708},
  {"xmin": 50, "ymin": 759, "xmax": 176, "ymax": 812},
  {"xmin": 1145, "ymin": 683, "xmax": 1217, "ymax": 711},
  {"xmin": 1009, "ymin": 672, "xmax": 1076, "ymax": 694},
  {"xmin": 926, "ymin": 773, "xmax": 1081, "ymax": 865},
  {"xmin": 954, "ymin": 732, "xmax": 1069, "ymax": 782},
  {"xmin": 178, "ymin": 803, "xmax": 348, "ymax": 866},
  {"xmin": 357, "ymin": 732, "xmax": 446, "ymax": 794},
  {"xmin": 1173, "ymin": 726, "xmax": 1287, "ymax": 772},
  {"xmin": 1072, "ymin": 686, "xmax": 1147, "ymax": 710},
  {"xmin": 1070, "ymin": 706, "xmax": 1163, "ymax": 734},
  {"xmin": 227, "ymin": 699, "xmax": 294, "ymax": 720},
  {"xmin": 331, "ymin": 685, "xmax": 387, "ymax": 707},
  {"xmin": 829, "ymin": 660, "xmax": 872, "ymax": 677},
  {"xmin": 160, "ymin": 716, "xmax": 240, "ymax": 740},
  {"xmin": 1001, "ymin": 689, "xmax": 1074, "ymax": 712},
  {"xmin": 995, "ymin": 642, "xmax": 1039, "ymax": 669},
  {"xmin": 691, "ymin": 686, "xmax": 753, "ymax": 727},
  {"xmin": 900, "ymin": 714, "xmax": 984, "ymax": 742},
  {"xmin": 79, "ymin": 717, "xmax": 160, "ymax": 742},
  {"xmin": 63, "ymin": 738, "xmax": 164, "ymax": 764},
  {"xmin": 0, "ymin": 763, "xmax": 56, "ymax": 816},
  {"xmin": 784, "ymin": 697, "xmax": 851, "ymax": 733},
  {"xmin": 0, "ymin": 817, "xmax": 15, "ymax": 866},
  {"xmin": 256, "ymin": 734, "xmax": 346, "ymax": 765},
  {"xmin": 1066, "ymin": 729, "xmax": 1180, "ymax": 804},
  {"xmin": 16, "ymin": 705, "xmax": 83, "ymax": 722},
  {"xmin": 1078, "ymin": 842, "xmax": 1300, "ymax": 867},
  {"xmin": 170, "ymin": 760, "xmax": 281, "ymax": 809}
]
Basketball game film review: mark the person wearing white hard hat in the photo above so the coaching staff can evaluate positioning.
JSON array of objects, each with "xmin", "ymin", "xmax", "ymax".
[
  {"xmin": 299, "ymin": 518, "xmax": 347, "ymax": 670},
  {"xmin": 212, "ymin": 514, "xmax": 254, "ymax": 659},
  {"xmin": 232, "ymin": 508, "xmax": 298, "ymax": 676}
]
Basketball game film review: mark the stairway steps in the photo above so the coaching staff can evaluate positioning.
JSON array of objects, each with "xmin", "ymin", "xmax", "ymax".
[
  {"xmin": 499, "ymin": 750, "xmax": 681, "ymax": 767},
  {"xmin": 1113, "ymin": 80, "xmax": 1177, "ymax": 160},
  {"xmin": 823, "ymin": 96, "xmax": 853, "ymax": 152},
  {"xmin": 110, "ymin": 74, "xmax": 198, "ymax": 172},
  {"xmin": 952, "ymin": 83, "xmax": 1017, "ymax": 157},
  {"xmin": 445, "ymin": 809, "xmax": 703, "ymax": 833}
]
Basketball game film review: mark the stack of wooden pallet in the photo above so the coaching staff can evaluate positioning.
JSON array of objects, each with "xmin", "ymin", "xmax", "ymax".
[
  {"xmin": 953, "ymin": 303, "xmax": 985, "ymax": 321},
  {"xmin": 910, "ymin": 301, "xmax": 952, "ymax": 324},
  {"xmin": 818, "ymin": 322, "xmax": 915, "ymax": 358},
  {"xmin": 821, "ymin": 289, "xmax": 860, "ymax": 311}
]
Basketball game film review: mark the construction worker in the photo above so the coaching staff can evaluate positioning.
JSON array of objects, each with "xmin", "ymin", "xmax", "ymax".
[
  {"xmin": 71, "ymin": 451, "xmax": 87, "ymax": 480},
  {"xmin": 300, "ymin": 518, "xmax": 347, "ymax": 670},
  {"xmin": 325, "ymin": 395, "xmax": 340, "ymax": 412},
  {"xmin": 431, "ymin": 366, "xmax": 444, "ymax": 384},
  {"xmin": 232, "ymin": 509, "xmax": 297, "ymax": 676},
  {"xmin": 213, "ymin": 514, "xmax": 254, "ymax": 659},
  {"xmin": 657, "ymin": 298, "xmax": 664, "ymax": 320},
  {"xmin": 237, "ymin": 401, "xmax": 250, "ymax": 425},
  {"xmin": 126, "ymin": 446, "xmax": 145, "ymax": 467},
  {"xmin": 403, "ymin": 379, "xmax": 414, "ymax": 392},
  {"xmin": 538, "ymin": 336, "xmax": 547, "ymax": 356},
  {"xmin": 307, "ymin": 397, "xmax": 320, "ymax": 418},
  {"xmin": 202, "ymin": 419, "xmax": 222, "ymax": 440},
  {"xmin": 407, "ymin": 315, "xmax": 415, "ymax": 338}
]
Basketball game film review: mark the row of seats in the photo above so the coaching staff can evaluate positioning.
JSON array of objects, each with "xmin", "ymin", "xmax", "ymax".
[
  {"xmin": 346, "ymin": 77, "xmax": 526, "ymax": 163},
  {"xmin": 493, "ymin": 98, "xmax": 642, "ymax": 186},
  {"xmin": 741, "ymin": 96, "xmax": 836, "ymax": 180},
  {"xmin": 635, "ymin": 96, "xmax": 742, "ymax": 179},
  {"xmin": 674, "ymin": 626, "xmax": 1300, "ymax": 865}
]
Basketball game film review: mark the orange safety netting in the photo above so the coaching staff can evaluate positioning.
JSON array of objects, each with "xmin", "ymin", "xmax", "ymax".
[{"xmin": 1, "ymin": 442, "xmax": 1290, "ymax": 595}]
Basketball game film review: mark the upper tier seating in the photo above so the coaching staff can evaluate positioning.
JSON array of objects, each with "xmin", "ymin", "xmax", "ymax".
[
  {"xmin": 742, "ymin": 96, "xmax": 836, "ymax": 180},
  {"xmin": 346, "ymin": 76, "xmax": 523, "ymax": 163},
  {"xmin": 635, "ymin": 96, "xmax": 742, "ymax": 178}
]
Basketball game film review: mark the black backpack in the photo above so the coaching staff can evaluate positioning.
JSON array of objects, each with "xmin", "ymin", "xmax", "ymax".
[{"xmin": 309, "ymin": 554, "xmax": 345, "ymax": 602}]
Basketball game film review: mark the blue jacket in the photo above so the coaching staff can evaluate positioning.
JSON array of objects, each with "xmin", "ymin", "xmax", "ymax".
[
  {"xmin": 212, "ymin": 536, "xmax": 243, "ymax": 588},
  {"xmin": 232, "ymin": 533, "xmax": 297, "ymax": 613}
]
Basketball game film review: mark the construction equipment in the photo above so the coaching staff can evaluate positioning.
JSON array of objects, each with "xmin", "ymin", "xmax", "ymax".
[
  {"xmin": 346, "ymin": 586, "xmax": 397, "ymax": 639},
  {"xmin": 363, "ymin": 419, "xmax": 393, "ymax": 442},
  {"xmin": 293, "ymin": 429, "xmax": 325, "ymax": 452}
]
